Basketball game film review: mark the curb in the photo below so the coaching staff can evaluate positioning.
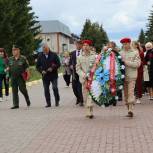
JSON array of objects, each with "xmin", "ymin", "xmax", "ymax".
[{"xmin": 2, "ymin": 73, "xmax": 63, "ymax": 94}]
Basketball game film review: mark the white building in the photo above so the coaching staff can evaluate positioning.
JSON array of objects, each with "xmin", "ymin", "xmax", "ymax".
[{"xmin": 38, "ymin": 20, "xmax": 76, "ymax": 54}]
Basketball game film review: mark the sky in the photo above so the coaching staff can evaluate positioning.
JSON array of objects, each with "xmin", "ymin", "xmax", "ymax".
[{"xmin": 30, "ymin": 0, "xmax": 153, "ymax": 44}]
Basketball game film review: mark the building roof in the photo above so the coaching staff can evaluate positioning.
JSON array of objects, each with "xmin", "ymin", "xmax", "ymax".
[{"xmin": 40, "ymin": 20, "xmax": 71, "ymax": 37}]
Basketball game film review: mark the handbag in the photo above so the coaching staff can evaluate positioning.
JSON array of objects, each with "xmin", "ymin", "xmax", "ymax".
[{"xmin": 22, "ymin": 71, "xmax": 29, "ymax": 81}]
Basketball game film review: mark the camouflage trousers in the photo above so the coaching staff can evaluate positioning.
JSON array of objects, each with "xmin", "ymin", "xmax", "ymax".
[
  {"xmin": 124, "ymin": 80, "xmax": 136, "ymax": 112},
  {"xmin": 83, "ymin": 83, "xmax": 93, "ymax": 116}
]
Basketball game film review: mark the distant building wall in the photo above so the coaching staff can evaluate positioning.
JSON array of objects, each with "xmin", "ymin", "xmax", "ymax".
[
  {"xmin": 39, "ymin": 33, "xmax": 58, "ymax": 52},
  {"xmin": 39, "ymin": 33, "xmax": 75, "ymax": 54}
]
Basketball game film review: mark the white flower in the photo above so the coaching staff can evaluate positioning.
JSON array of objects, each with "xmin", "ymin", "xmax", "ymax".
[
  {"xmin": 118, "ymin": 56, "xmax": 122, "ymax": 59},
  {"xmin": 121, "ymin": 65, "xmax": 125, "ymax": 69},
  {"xmin": 115, "ymin": 96, "xmax": 119, "ymax": 100},
  {"xmin": 119, "ymin": 85, "xmax": 123, "ymax": 90},
  {"xmin": 121, "ymin": 75, "xmax": 125, "ymax": 79},
  {"xmin": 108, "ymin": 48, "xmax": 112, "ymax": 52},
  {"xmin": 90, "ymin": 80, "xmax": 102, "ymax": 99},
  {"xmin": 86, "ymin": 73, "xmax": 90, "ymax": 77},
  {"xmin": 89, "ymin": 63, "xmax": 93, "ymax": 67},
  {"xmin": 148, "ymin": 61, "xmax": 151, "ymax": 65}
]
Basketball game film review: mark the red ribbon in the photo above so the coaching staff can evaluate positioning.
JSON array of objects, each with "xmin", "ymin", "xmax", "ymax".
[
  {"xmin": 110, "ymin": 52, "xmax": 116, "ymax": 96},
  {"xmin": 86, "ymin": 54, "xmax": 102, "ymax": 90}
]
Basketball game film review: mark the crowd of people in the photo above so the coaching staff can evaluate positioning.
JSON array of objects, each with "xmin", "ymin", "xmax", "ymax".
[
  {"xmin": 61, "ymin": 39, "xmax": 153, "ymax": 118},
  {"xmin": 0, "ymin": 38, "xmax": 153, "ymax": 119}
]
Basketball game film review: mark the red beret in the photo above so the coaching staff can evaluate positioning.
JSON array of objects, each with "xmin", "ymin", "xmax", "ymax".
[
  {"xmin": 82, "ymin": 40, "xmax": 93, "ymax": 46},
  {"xmin": 120, "ymin": 38, "xmax": 131, "ymax": 43}
]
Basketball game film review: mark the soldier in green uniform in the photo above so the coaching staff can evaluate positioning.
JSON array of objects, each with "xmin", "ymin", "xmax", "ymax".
[{"xmin": 8, "ymin": 46, "xmax": 31, "ymax": 109}]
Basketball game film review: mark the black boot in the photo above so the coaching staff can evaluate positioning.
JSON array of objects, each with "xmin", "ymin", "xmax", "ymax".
[
  {"xmin": 27, "ymin": 101, "xmax": 31, "ymax": 107},
  {"xmin": 45, "ymin": 101, "xmax": 51, "ymax": 108},
  {"xmin": 11, "ymin": 106, "xmax": 19, "ymax": 109},
  {"xmin": 45, "ymin": 105, "xmax": 51, "ymax": 108},
  {"xmin": 76, "ymin": 99, "xmax": 80, "ymax": 105},
  {"xmin": 55, "ymin": 101, "xmax": 59, "ymax": 107},
  {"xmin": 126, "ymin": 111, "xmax": 134, "ymax": 118},
  {"xmin": 79, "ymin": 103, "xmax": 84, "ymax": 107}
]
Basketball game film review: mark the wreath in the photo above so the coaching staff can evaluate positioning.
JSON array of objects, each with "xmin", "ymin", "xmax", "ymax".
[{"xmin": 89, "ymin": 49, "xmax": 125, "ymax": 106}]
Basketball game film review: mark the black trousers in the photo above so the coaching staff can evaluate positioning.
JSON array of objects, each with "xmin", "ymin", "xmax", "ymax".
[
  {"xmin": 0, "ymin": 74, "xmax": 9, "ymax": 97},
  {"xmin": 117, "ymin": 90, "xmax": 122, "ymax": 101},
  {"xmin": 63, "ymin": 74, "xmax": 71, "ymax": 86},
  {"xmin": 42, "ymin": 78, "xmax": 60, "ymax": 106},
  {"xmin": 72, "ymin": 78, "xmax": 83, "ymax": 104}
]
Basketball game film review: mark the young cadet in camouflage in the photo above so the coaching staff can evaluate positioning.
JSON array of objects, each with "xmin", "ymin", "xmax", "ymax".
[
  {"xmin": 76, "ymin": 40, "xmax": 96, "ymax": 119},
  {"xmin": 8, "ymin": 46, "xmax": 31, "ymax": 109},
  {"xmin": 120, "ymin": 38, "xmax": 141, "ymax": 118}
]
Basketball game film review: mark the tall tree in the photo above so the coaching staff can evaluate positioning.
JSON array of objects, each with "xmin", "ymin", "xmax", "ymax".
[
  {"xmin": 80, "ymin": 19, "xmax": 92, "ymax": 39},
  {"xmin": 81, "ymin": 19, "xmax": 109, "ymax": 51},
  {"xmin": 0, "ymin": 0, "xmax": 41, "ymax": 56},
  {"xmin": 100, "ymin": 25, "xmax": 109, "ymax": 45},
  {"xmin": 138, "ymin": 29, "xmax": 145, "ymax": 44},
  {"xmin": 145, "ymin": 5, "xmax": 153, "ymax": 42}
]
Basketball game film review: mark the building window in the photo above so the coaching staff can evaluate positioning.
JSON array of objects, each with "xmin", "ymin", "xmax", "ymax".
[{"xmin": 62, "ymin": 44, "xmax": 68, "ymax": 52}]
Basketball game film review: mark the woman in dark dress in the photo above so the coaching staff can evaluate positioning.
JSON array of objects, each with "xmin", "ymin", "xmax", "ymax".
[
  {"xmin": 144, "ymin": 42, "xmax": 153, "ymax": 100},
  {"xmin": 131, "ymin": 41, "xmax": 144, "ymax": 104}
]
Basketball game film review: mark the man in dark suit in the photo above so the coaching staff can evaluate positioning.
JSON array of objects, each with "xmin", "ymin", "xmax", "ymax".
[
  {"xmin": 36, "ymin": 44, "xmax": 61, "ymax": 107},
  {"xmin": 70, "ymin": 41, "xmax": 84, "ymax": 106}
]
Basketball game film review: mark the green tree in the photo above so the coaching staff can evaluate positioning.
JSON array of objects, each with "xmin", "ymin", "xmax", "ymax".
[
  {"xmin": 0, "ymin": 0, "xmax": 41, "ymax": 56},
  {"xmin": 81, "ymin": 19, "xmax": 109, "ymax": 51},
  {"xmin": 80, "ymin": 19, "xmax": 92, "ymax": 39},
  {"xmin": 145, "ymin": 5, "xmax": 153, "ymax": 42},
  {"xmin": 100, "ymin": 25, "xmax": 109, "ymax": 45},
  {"xmin": 138, "ymin": 29, "xmax": 145, "ymax": 44}
]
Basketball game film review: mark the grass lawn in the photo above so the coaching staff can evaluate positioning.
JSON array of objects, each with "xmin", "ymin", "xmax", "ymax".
[
  {"xmin": 2, "ymin": 66, "xmax": 64, "ymax": 90},
  {"xmin": 28, "ymin": 66, "xmax": 64, "ymax": 82},
  {"xmin": 28, "ymin": 66, "xmax": 41, "ymax": 82}
]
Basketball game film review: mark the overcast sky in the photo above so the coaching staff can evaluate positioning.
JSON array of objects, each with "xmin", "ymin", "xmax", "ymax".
[{"xmin": 30, "ymin": 0, "xmax": 153, "ymax": 44}]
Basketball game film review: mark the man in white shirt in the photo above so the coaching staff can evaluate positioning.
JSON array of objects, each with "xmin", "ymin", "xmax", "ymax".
[{"xmin": 70, "ymin": 41, "xmax": 84, "ymax": 106}]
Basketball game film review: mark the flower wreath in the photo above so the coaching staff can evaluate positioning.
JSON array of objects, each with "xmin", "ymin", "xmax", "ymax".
[{"xmin": 89, "ymin": 49, "xmax": 125, "ymax": 106}]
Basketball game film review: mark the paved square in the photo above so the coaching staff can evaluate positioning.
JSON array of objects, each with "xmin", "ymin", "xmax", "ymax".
[{"xmin": 0, "ymin": 77, "xmax": 153, "ymax": 153}]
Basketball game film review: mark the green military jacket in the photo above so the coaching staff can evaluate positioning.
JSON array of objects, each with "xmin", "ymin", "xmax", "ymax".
[{"xmin": 9, "ymin": 55, "xmax": 29, "ymax": 78}]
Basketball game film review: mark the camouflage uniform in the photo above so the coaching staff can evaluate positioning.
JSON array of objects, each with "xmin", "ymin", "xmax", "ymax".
[
  {"xmin": 120, "ymin": 49, "xmax": 141, "ymax": 113},
  {"xmin": 9, "ymin": 55, "xmax": 30, "ymax": 107},
  {"xmin": 76, "ymin": 51, "xmax": 96, "ymax": 117}
]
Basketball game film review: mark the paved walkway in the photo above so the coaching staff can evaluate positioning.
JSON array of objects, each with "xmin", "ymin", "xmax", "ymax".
[{"xmin": 0, "ymin": 77, "xmax": 153, "ymax": 153}]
